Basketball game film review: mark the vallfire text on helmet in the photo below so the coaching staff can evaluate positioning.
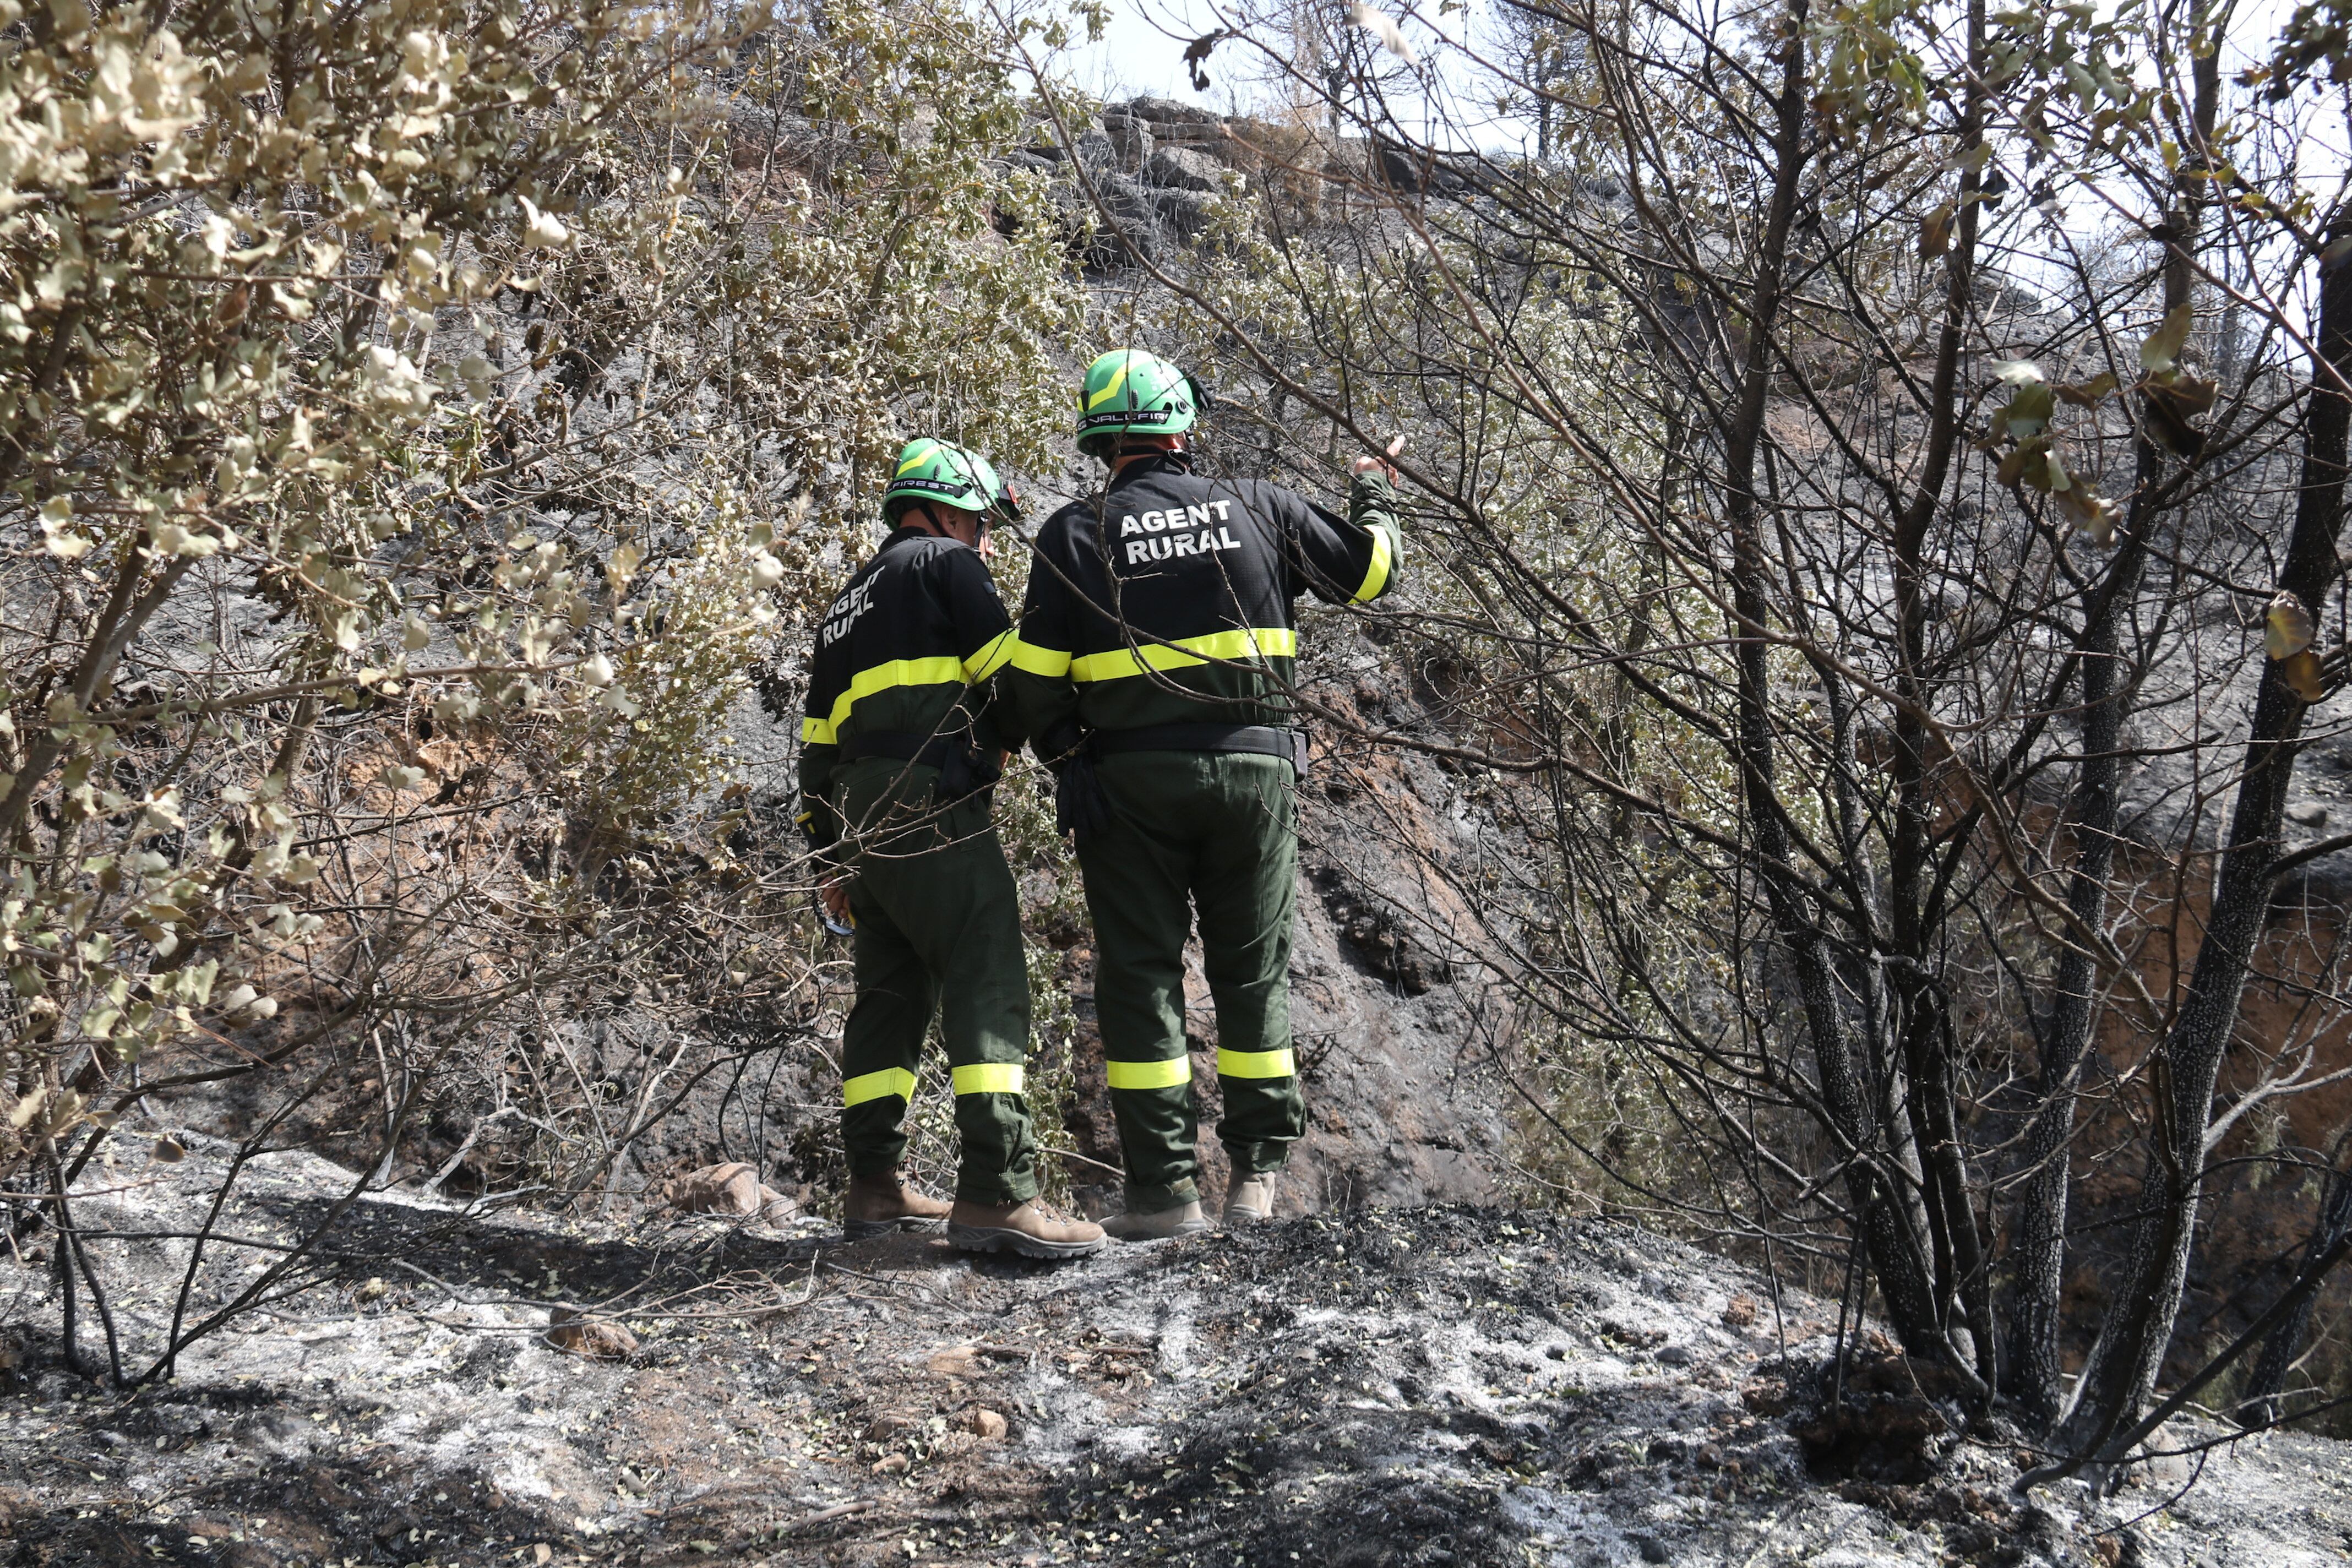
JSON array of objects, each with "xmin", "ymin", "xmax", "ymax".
[
  {"xmin": 1075, "ymin": 349, "xmax": 1211, "ymax": 456},
  {"xmin": 882, "ymin": 437, "xmax": 1023, "ymax": 523}
]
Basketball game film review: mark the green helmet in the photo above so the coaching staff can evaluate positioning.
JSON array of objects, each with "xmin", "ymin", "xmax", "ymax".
[
  {"xmin": 1075, "ymin": 349, "xmax": 1208, "ymax": 456},
  {"xmin": 881, "ymin": 438, "xmax": 1021, "ymax": 525}
]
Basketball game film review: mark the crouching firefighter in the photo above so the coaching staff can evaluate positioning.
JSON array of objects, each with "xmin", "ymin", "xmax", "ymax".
[
  {"xmin": 1002, "ymin": 350, "xmax": 1406, "ymax": 1239},
  {"xmin": 797, "ymin": 438, "xmax": 1109, "ymax": 1260}
]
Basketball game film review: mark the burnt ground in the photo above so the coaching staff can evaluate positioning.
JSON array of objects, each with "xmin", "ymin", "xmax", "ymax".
[{"xmin": 4, "ymin": 1142, "xmax": 2352, "ymax": 1567}]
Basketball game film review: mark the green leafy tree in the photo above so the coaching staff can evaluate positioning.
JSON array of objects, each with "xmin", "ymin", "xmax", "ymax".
[{"xmin": 1, "ymin": 0, "xmax": 1083, "ymax": 1381}]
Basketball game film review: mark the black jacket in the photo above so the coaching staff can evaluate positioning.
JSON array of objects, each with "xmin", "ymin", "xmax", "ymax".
[
  {"xmin": 1003, "ymin": 455, "xmax": 1402, "ymax": 741},
  {"xmin": 795, "ymin": 526, "xmax": 1018, "ymax": 856}
]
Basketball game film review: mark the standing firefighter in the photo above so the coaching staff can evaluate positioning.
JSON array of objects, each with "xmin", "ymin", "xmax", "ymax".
[
  {"xmin": 1004, "ymin": 350, "xmax": 1406, "ymax": 1238},
  {"xmin": 797, "ymin": 438, "xmax": 1108, "ymax": 1260}
]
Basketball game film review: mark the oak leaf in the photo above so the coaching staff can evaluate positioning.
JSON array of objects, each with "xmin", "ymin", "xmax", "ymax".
[{"xmin": 2266, "ymin": 591, "xmax": 2317, "ymax": 660}]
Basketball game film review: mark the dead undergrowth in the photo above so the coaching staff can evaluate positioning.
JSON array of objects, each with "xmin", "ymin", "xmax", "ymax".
[{"xmin": 4, "ymin": 1146, "xmax": 2349, "ymax": 1566}]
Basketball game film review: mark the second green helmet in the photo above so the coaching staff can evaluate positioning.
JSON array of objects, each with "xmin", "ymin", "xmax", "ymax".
[
  {"xmin": 882, "ymin": 438, "xmax": 1021, "ymax": 524},
  {"xmin": 1076, "ymin": 349, "xmax": 1208, "ymax": 455}
]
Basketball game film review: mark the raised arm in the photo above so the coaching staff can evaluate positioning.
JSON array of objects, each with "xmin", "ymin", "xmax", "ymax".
[{"xmin": 1283, "ymin": 462, "xmax": 1404, "ymax": 608}]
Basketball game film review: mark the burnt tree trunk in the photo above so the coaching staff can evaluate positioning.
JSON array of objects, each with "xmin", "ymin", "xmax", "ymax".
[
  {"xmin": 2237, "ymin": 1134, "xmax": 2352, "ymax": 1425},
  {"xmin": 2008, "ymin": 47, "xmax": 2221, "ymax": 1427},
  {"xmin": 1715, "ymin": 0, "xmax": 1940, "ymax": 1353},
  {"xmin": 1885, "ymin": 0, "xmax": 1996, "ymax": 1391},
  {"xmin": 2065, "ymin": 208, "xmax": 2352, "ymax": 1455}
]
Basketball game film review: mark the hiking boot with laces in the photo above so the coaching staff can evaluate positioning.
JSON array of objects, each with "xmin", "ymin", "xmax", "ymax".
[
  {"xmin": 948, "ymin": 1199, "xmax": 1110, "ymax": 1259},
  {"xmin": 1101, "ymin": 1200, "xmax": 1210, "ymax": 1242},
  {"xmin": 1224, "ymin": 1174, "xmax": 1276, "ymax": 1226},
  {"xmin": 842, "ymin": 1170, "xmax": 952, "ymax": 1240}
]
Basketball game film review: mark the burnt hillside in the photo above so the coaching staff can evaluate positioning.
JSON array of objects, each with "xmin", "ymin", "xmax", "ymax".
[{"xmin": 6, "ymin": 1139, "xmax": 2346, "ymax": 1566}]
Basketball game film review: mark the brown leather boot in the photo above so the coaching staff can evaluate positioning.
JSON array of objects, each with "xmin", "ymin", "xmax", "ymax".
[
  {"xmin": 1223, "ymin": 1174, "xmax": 1276, "ymax": 1226},
  {"xmin": 947, "ymin": 1198, "xmax": 1110, "ymax": 1260},
  {"xmin": 842, "ymin": 1170, "xmax": 951, "ymax": 1240},
  {"xmin": 1101, "ymin": 1200, "xmax": 1209, "ymax": 1242}
]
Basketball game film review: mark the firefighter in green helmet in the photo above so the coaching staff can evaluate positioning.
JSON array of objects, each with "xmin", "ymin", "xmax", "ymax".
[
  {"xmin": 797, "ymin": 438, "xmax": 1108, "ymax": 1259},
  {"xmin": 1001, "ymin": 351, "xmax": 1407, "ymax": 1238}
]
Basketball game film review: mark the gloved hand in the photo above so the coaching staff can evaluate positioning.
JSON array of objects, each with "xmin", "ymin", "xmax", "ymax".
[
  {"xmin": 1054, "ymin": 750, "xmax": 1112, "ymax": 846},
  {"xmin": 814, "ymin": 876, "xmax": 854, "ymax": 938},
  {"xmin": 1352, "ymin": 433, "xmax": 1406, "ymax": 483}
]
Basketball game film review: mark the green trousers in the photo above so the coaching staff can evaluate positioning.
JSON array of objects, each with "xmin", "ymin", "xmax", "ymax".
[
  {"xmin": 833, "ymin": 759, "xmax": 1038, "ymax": 1205},
  {"xmin": 1077, "ymin": 750, "xmax": 1306, "ymax": 1213}
]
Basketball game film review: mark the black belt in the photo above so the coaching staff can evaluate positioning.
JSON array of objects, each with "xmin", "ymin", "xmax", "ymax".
[
  {"xmin": 1090, "ymin": 723, "xmax": 1303, "ymax": 773},
  {"xmin": 837, "ymin": 731, "xmax": 960, "ymax": 768},
  {"xmin": 835, "ymin": 731, "xmax": 1001, "ymax": 796}
]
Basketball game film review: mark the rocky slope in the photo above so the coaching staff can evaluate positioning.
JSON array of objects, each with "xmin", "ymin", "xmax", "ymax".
[{"xmin": 6, "ymin": 1141, "xmax": 2350, "ymax": 1567}]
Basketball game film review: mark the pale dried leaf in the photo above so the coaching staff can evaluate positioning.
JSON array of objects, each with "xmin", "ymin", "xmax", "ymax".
[
  {"xmin": 2056, "ymin": 371, "xmax": 2119, "ymax": 406},
  {"xmin": 2266, "ymin": 591, "xmax": 2317, "ymax": 660},
  {"xmin": 2140, "ymin": 303, "xmax": 2193, "ymax": 374},
  {"xmin": 2282, "ymin": 649, "xmax": 2328, "ymax": 704},
  {"xmin": 1348, "ymin": 3, "xmax": 1417, "ymax": 64},
  {"xmin": 1919, "ymin": 202, "xmax": 1954, "ymax": 259}
]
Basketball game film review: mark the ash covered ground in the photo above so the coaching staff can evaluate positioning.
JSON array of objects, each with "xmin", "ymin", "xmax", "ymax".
[{"xmin": 4, "ymin": 1144, "xmax": 2350, "ymax": 1567}]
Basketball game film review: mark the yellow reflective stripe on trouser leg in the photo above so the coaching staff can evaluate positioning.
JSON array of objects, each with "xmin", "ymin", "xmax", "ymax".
[
  {"xmin": 952, "ymin": 1063, "xmax": 1025, "ymax": 1096},
  {"xmin": 842, "ymin": 1067, "xmax": 917, "ymax": 1108},
  {"xmin": 1216, "ymin": 1048, "xmax": 1296, "ymax": 1079},
  {"xmin": 1351, "ymin": 528, "xmax": 1393, "ymax": 603},
  {"xmin": 1106, "ymin": 1056, "xmax": 1193, "ymax": 1090}
]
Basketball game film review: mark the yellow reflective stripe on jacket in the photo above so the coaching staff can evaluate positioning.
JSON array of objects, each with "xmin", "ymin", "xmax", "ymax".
[
  {"xmin": 820, "ymin": 655, "xmax": 967, "ymax": 734},
  {"xmin": 1106, "ymin": 1056, "xmax": 1193, "ymax": 1090},
  {"xmin": 803, "ymin": 715, "xmax": 837, "ymax": 745},
  {"xmin": 1352, "ymin": 528, "xmax": 1393, "ymax": 604},
  {"xmin": 1069, "ymin": 627, "xmax": 1298, "ymax": 684},
  {"xmin": 964, "ymin": 629, "xmax": 1019, "ymax": 683},
  {"xmin": 952, "ymin": 1062, "xmax": 1025, "ymax": 1096},
  {"xmin": 1006, "ymin": 635, "xmax": 1073, "ymax": 677},
  {"xmin": 842, "ymin": 1066, "xmax": 917, "ymax": 1107},
  {"xmin": 1217, "ymin": 1047, "xmax": 1297, "ymax": 1079}
]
